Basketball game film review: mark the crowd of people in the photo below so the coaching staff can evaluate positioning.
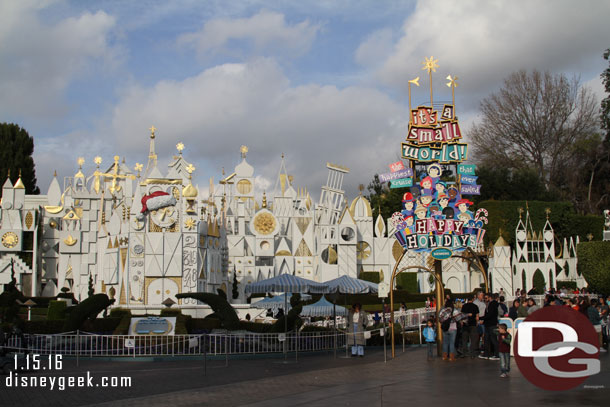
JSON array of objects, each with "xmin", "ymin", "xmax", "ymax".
[{"xmin": 429, "ymin": 290, "xmax": 609, "ymax": 378}]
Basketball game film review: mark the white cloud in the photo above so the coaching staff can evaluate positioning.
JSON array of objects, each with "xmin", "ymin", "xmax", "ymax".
[
  {"xmin": 355, "ymin": 28, "xmax": 394, "ymax": 68},
  {"xmin": 109, "ymin": 58, "xmax": 406, "ymax": 199},
  {"xmin": 375, "ymin": 0, "xmax": 610, "ymax": 111},
  {"xmin": 0, "ymin": 1, "xmax": 119, "ymax": 118},
  {"xmin": 177, "ymin": 10, "xmax": 321, "ymax": 59}
]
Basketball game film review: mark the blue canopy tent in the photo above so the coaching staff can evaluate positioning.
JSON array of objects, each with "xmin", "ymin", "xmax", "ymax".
[{"xmin": 301, "ymin": 296, "xmax": 348, "ymax": 317}]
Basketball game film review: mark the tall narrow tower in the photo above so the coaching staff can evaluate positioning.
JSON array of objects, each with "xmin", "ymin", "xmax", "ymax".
[{"xmin": 316, "ymin": 163, "xmax": 349, "ymax": 225}]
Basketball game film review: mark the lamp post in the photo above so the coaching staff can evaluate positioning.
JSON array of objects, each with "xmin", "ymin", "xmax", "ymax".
[{"xmin": 24, "ymin": 299, "xmax": 37, "ymax": 321}]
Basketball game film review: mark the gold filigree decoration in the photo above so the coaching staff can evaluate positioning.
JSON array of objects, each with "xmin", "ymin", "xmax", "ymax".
[
  {"xmin": 253, "ymin": 213, "xmax": 276, "ymax": 235},
  {"xmin": 2, "ymin": 232, "xmax": 19, "ymax": 249},
  {"xmin": 421, "ymin": 56, "xmax": 439, "ymax": 73}
]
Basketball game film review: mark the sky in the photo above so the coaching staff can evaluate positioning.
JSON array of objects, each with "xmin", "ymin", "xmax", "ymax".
[{"xmin": 2, "ymin": 0, "xmax": 609, "ymax": 202}]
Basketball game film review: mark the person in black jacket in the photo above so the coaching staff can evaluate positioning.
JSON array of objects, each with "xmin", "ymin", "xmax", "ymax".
[{"xmin": 480, "ymin": 293, "xmax": 499, "ymax": 360}]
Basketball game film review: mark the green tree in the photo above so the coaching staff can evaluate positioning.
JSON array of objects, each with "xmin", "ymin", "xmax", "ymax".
[
  {"xmin": 602, "ymin": 49, "xmax": 610, "ymax": 140},
  {"xmin": 470, "ymin": 70, "xmax": 598, "ymax": 208},
  {"xmin": 231, "ymin": 271, "xmax": 239, "ymax": 300},
  {"xmin": 577, "ymin": 241, "xmax": 610, "ymax": 294},
  {"xmin": 0, "ymin": 123, "xmax": 40, "ymax": 197}
]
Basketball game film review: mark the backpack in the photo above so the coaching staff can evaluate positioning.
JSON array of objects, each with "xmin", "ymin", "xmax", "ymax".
[{"xmin": 440, "ymin": 307, "xmax": 453, "ymax": 331}]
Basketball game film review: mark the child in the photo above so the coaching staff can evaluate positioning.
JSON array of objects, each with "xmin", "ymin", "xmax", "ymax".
[
  {"xmin": 423, "ymin": 319, "xmax": 437, "ymax": 360},
  {"xmin": 498, "ymin": 323, "xmax": 512, "ymax": 378}
]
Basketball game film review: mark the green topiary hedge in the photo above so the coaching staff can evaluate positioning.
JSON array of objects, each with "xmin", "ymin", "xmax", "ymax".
[
  {"xmin": 109, "ymin": 307, "xmax": 132, "ymax": 318},
  {"xmin": 478, "ymin": 200, "xmax": 603, "ymax": 247},
  {"xmin": 395, "ymin": 273, "xmax": 419, "ymax": 292},
  {"xmin": 63, "ymin": 294, "xmax": 115, "ymax": 332},
  {"xmin": 360, "ymin": 272, "xmax": 380, "ymax": 284},
  {"xmin": 47, "ymin": 300, "xmax": 67, "ymax": 320},
  {"xmin": 556, "ymin": 280, "xmax": 578, "ymax": 290},
  {"xmin": 577, "ymin": 241, "xmax": 610, "ymax": 294}
]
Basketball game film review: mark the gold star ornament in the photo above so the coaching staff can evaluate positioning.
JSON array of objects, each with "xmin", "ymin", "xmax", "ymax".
[
  {"xmin": 94, "ymin": 156, "xmax": 102, "ymax": 166},
  {"xmin": 77, "ymin": 157, "xmax": 85, "ymax": 168},
  {"xmin": 186, "ymin": 163, "xmax": 196, "ymax": 174},
  {"xmin": 421, "ymin": 56, "xmax": 439, "ymax": 73},
  {"xmin": 176, "ymin": 142, "xmax": 185, "ymax": 153},
  {"xmin": 134, "ymin": 163, "xmax": 143, "ymax": 172},
  {"xmin": 184, "ymin": 218, "xmax": 197, "ymax": 230}
]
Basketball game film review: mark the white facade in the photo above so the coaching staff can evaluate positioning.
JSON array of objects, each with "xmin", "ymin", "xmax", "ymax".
[{"xmin": 0, "ymin": 131, "xmax": 227, "ymax": 307}]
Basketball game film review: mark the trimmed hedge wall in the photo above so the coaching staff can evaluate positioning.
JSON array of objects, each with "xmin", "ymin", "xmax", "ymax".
[
  {"xmin": 479, "ymin": 200, "xmax": 603, "ymax": 247},
  {"xmin": 360, "ymin": 272, "xmax": 380, "ymax": 284},
  {"xmin": 577, "ymin": 241, "xmax": 610, "ymax": 294},
  {"xmin": 47, "ymin": 300, "xmax": 67, "ymax": 320},
  {"xmin": 395, "ymin": 273, "xmax": 419, "ymax": 293},
  {"xmin": 556, "ymin": 280, "xmax": 578, "ymax": 290}
]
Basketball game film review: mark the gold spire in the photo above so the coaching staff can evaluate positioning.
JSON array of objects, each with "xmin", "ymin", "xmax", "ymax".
[
  {"xmin": 407, "ymin": 76, "xmax": 420, "ymax": 113},
  {"xmin": 14, "ymin": 169, "xmax": 25, "ymax": 189},
  {"xmin": 240, "ymin": 145, "xmax": 248, "ymax": 159},
  {"xmin": 545, "ymin": 208, "xmax": 551, "ymax": 220},
  {"xmin": 149, "ymin": 125, "xmax": 156, "ymax": 139},
  {"xmin": 262, "ymin": 191, "xmax": 267, "ymax": 208},
  {"xmin": 75, "ymin": 157, "xmax": 85, "ymax": 179},
  {"xmin": 446, "ymin": 75, "xmax": 458, "ymax": 106}
]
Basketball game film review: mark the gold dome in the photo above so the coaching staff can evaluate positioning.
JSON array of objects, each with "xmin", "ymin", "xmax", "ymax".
[{"xmin": 183, "ymin": 183, "xmax": 198, "ymax": 198}]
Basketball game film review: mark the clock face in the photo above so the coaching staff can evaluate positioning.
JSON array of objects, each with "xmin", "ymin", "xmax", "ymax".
[
  {"xmin": 253, "ymin": 212, "xmax": 276, "ymax": 235},
  {"xmin": 151, "ymin": 206, "xmax": 177, "ymax": 228},
  {"xmin": 2, "ymin": 232, "xmax": 19, "ymax": 249}
]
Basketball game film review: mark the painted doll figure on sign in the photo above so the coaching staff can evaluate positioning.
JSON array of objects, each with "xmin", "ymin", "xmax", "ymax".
[
  {"xmin": 401, "ymin": 192, "xmax": 416, "ymax": 218},
  {"xmin": 455, "ymin": 198, "xmax": 474, "ymax": 218},
  {"xmin": 427, "ymin": 163, "xmax": 442, "ymax": 186},
  {"xmin": 420, "ymin": 176, "xmax": 434, "ymax": 196},
  {"xmin": 434, "ymin": 181, "xmax": 447, "ymax": 200}
]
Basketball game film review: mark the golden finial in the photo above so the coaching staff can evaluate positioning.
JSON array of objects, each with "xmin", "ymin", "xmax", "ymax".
[
  {"xmin": 134, "ymin": 163, "xmax": 143, "ymax": 177},
  {"xmin": 122, "ymin": 157, "xmax": 126, "ymax": 164},
  {"xmin": 149, "ymin": 125, "xmax": 156, "ymax": 139},
  {"xmin": 407, "ymin": 77, "xmax": 420, "ymax": 114},
  {"xmin": 222, "ymin": 167, "xmax": 225, "ymax": 176},
  {"xmin": 545, "ymin": 208, "xmax": 551, "ymax": 220},
  {"xmin": 587, "ymin": 233, "xmax": 594, "ymax": 241},
  {"xmin": 53, "ymin": 170, "xmax": 57, "ymax": 177},
  {"xmin": 421, "ymin": 56, "xmax": 439, "ymax": 74},
  {"xmin": 186, "ymin": 163, "xmax": 195, "ymax": 174},
  {"xmin": 518, "ymin": 207, "xmax": 524, "ymax": 219},
  {"xmin": 358, "ymin": 184, "xmax": 365, "ymax": 195},
  {"xmin": 262, "ymin": 191, "xmax": 267, "ymax": 208},
  {"xmin": 94, "ymin": 156, "xmax": 102, "ymax": 167},
  {"xmin": 176, "ymin": 142, "xmax": 184, "ymax": 154},
  {"xmin": 77, "ymin": 157, "xmax": 85, "ymax": 168},
  {"xmin": 446, "ymin": 75, "xmax": 458, "ymax": 88},
  {"xmin": 421, "ymin": 56, "xmax": 439, "ymax": 106},
  {"xmin": 113, "ymin": 155, "xmax": 120, "ymax": 164},
  {"xmin": 240, "ymin": 145, "xmax": 248, "ymax": 159},
  {"xmin": 446, "ymin": 75, "xmax": 458, "ymax": 106}
]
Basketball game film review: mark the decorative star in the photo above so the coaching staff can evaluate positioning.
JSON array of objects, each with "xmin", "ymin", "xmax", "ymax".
[
  {"xmin": 77, "ymin": 157, "xmax": 85, "ymax": 168},
  {"xmin": 446, "ymin": 75, "xmax": 459, "ymax": 88},
  {"xmin": 186, "ymin": 163, "xmax": 196, "ymax": 174},
  {"xmin": 134, "ymin": 163, "xmax": 143, "ymax": 174},
  {"xmin": 94, "ymin": 156, "xmax": 102, "ymax": 166},
  {"xmin": 176, "ymin": 142, "xmax": 184, "ymax": 153},
  {"xmin": 408, "ymin": 77, "xmax": 420, "ymax": 86},
  {"xmin": 421, "ymin": 56, "xmax": 439, "ymax": 73},
  {"xmin": 184, "ymin": 218, "xmax": 197, "ymax": 230}
]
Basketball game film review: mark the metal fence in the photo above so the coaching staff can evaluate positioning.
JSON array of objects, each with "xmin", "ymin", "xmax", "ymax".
[{"xmin": 4, "ymin": 330, "xmax": 347, "ymax": 358}]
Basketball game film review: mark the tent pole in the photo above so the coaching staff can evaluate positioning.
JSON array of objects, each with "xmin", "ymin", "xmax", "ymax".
[
  {"xmin": 284, "ymin": 293, "xmax": 288, "ymax": 361},
  {"xmin": 333, "ymin": 302, "xmax": 337, "ymax": 358}
]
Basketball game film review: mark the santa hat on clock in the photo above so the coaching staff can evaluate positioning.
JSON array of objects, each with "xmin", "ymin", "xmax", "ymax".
[{"xmin": 137, "ymin": 191, "xmax": 177, "ymax": 221}]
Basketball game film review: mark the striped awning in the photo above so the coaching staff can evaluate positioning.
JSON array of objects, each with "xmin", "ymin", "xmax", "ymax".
[
  {"xmin": 245, "ymin": 274, "xmax": 329, "ymax": 294},
  {"xmin": 301, "ymin": 296, "xmax": 348, "ymax": 317},
  {"xmin": 325, "ymin": 275, "xmax": 378, "ymax": 294}
]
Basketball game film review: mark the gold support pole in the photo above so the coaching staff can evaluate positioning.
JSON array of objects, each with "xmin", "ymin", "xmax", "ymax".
[{"xmin": 390, "ymin": 259, "xmax": 445, "ymax": 359}]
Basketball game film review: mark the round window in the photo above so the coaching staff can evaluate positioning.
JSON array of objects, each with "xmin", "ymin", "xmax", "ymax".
[{"xmin": 340, "ymin": 227, "xmax": 355, "ymax": 242}]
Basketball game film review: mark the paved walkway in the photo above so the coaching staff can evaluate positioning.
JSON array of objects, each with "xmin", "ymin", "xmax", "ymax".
[{"xmin": 2, "ymin": 347, "xmax": 608, "ymax": 406}]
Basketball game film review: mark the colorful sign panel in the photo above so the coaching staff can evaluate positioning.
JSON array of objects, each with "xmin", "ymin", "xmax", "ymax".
[
  {"xmin": 457, "ymin": 164, "xmax": 476, "ymax": 175},
  {"xmin": 431, "ymin": 247, "xmax": 453, "ymax": 260},
  {"xmin": 390, "ymin": 178, "xmax": 413, "ymax": 189},
  {"xmin": 389, "ymin": 161, "xmax": 405, "ymax": 172},
  {"xmin": 379, "ymin": 168, "xmax": 413, "ymax": 183},
  {"xmin": 391, "ymin": 59, "xmax": 487, "ymax": 255}
]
